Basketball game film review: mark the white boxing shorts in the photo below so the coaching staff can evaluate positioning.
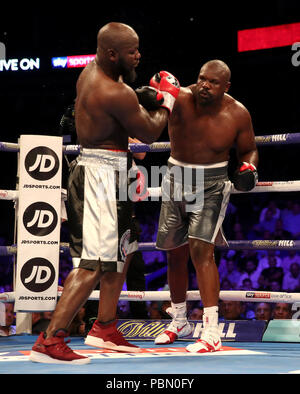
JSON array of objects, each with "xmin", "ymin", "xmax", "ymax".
[{"xmin": 67, "ymin": 148, "xmax": 138, "ymax": 273}]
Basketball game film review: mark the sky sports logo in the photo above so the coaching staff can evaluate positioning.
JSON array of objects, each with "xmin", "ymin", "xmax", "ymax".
[{"xmin": 51, "ymin": 54, "xmax": 96, "ymax": 69}]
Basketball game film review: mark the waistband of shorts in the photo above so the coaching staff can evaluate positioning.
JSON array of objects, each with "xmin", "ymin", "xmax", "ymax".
[
  {"xmin": 78, "ymin": 148, "xmax": 131, "ymax": 170},
  {"xmin": 168, "ymin": 157, "xmax": 228, "ymax": 179},
  {"xmin": 169, "ymin": 156, "xmax": 228, "ymax": 169}
]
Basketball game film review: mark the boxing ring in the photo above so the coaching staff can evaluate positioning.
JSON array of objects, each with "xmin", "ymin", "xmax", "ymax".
[{"xmin": 1, "ymin": 132, "xmax": 300, "ymax": 375}]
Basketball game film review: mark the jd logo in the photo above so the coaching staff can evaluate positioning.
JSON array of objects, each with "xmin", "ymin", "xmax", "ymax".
[
  {"xmin": 25, "ymin": 146, "xmax": 59, "ymax": 180},
  {"xmin": 23, "ymin": 202, "xmax": 58, "ymax": 236},
  {"xmin": 21, "ymin": 257, "xmax": 55, "ymax": 292}
]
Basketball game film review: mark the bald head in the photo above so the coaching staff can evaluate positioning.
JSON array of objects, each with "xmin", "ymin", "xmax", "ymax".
[
  {"xmin": 97, "ymin": 22, "xmax": 138, "ymax": 52},
  {"xmin": 95, "ymin": 22, "xmax": 140, "ymax": 83},
  {"xmin": 200, "ymin": 60, "xmax": 231, "ymax": 83},
  {"xmin": 195, "ymin": 59, "xmax": 231, "ymax": 105}
]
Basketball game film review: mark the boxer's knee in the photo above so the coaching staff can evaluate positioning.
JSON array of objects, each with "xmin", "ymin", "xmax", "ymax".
[
  {"xmin": 189, "ymin": 238, "xmax": 215, "ymax": 267},
  {"xmin": 167, "ymin": 243, "xmax": 189, "ymax": 267}
]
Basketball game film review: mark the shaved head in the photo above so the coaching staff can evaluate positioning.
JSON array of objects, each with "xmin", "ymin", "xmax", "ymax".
[
  {"xmin": 97, "ymin": 22, "xmax": 138, "ymax": 52},
  {"xmin": 200, "ymin": 60, "xmax": 231, "ymax": 83},
  {"xmin": 95, "ymin": 22, "xmax": 140, "ymax": 84},
  {"xmin": 194, "ymin": 59, "xmax": 231, "ymax": 105}
]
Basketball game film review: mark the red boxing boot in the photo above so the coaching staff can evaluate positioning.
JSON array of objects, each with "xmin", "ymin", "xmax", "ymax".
[
  {"xmin": 85, "ymin": 319, "xmax": 141, "ymax": 353},
  {"xmin": 29, "ymin": 330, "xmax": 90, "ymax": 364}
]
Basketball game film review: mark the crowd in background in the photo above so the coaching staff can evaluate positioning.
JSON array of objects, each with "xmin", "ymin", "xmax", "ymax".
[{"xmin": 1, "ymin": 196, "xmax": 300, "ymax": 335}]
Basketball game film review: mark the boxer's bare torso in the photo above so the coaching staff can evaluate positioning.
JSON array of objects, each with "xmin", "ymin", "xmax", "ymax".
[
  {"xmin": 169, "ymin": 85, "xmax": 257, "ymax": 166},
  {"xmin": 75, "ymin": 61, "xmax": 131, "ymax": 150},
  {"xmin": 75, "ymin": 24, "xmax": 168, "ymax": 151}
]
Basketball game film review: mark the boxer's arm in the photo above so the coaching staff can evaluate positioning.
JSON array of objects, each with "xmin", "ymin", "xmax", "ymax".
[
  {"xmin": 129, "ymin": 137, "xmax": 146, "ymax": 160},
  {"xmin": 235, "ymin": 107, "xmax": 258, "ymax": 167},
  {"xmin": 110, "ymin": 84, "xmax": 168, "ymax": 144},
  {"xmin": 233, "ymin": 107, "xmax": 259, "ymax": 191}
]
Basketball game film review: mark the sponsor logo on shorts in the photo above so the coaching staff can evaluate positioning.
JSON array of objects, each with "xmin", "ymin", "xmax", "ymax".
[{"xmin": 120, "ymin": 229, "xmax": 131, "ymax": 260}]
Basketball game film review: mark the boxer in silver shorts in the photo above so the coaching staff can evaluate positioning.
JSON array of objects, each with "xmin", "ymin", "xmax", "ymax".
[
  {"xmin": 157, "ymin": 157, "xmax": 231, "ymax": 250},
  {"xmin": 153, "ymin": 60, "xmax": 259, "ymax": 353}
]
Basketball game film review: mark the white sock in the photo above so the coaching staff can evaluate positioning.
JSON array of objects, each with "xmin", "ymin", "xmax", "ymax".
[
  {"xmin": 170, "ymin": 302, "xmax": 187, "ymax": 318},
  {"xmin": 171, "ymin": 301, "xmax": 186, "ymax": 310},
  {"xmin": 203, "ymin": 306, "xmax": 219, "ymax": 327}
]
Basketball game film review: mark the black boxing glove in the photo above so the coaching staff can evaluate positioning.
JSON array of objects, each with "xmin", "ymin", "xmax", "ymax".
[
  {"xmin": 135, "ymin": 86, "xmax": 164, "ymax": 111},
  {"xmin": 60, "ymin": 103, "xmax": 75, "ymax": 134},
  {"xmin": 232, "ymin": 162, "xmax": 258, "ymax": 191}
]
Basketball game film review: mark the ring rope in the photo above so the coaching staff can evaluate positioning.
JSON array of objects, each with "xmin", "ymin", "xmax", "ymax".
[
  {"xmin": 1, "ymin": 135, "xmax": 299, "ymax": 309},
  {"xmin": 0, "ymin": 190, "xmax": 18, "ymax": 201},
  {"xmin": 138, "ymin": 240, "xmax": 300, "ymax": 251},
  {"xmin": 1, "ymin": 132, "xmax": 300, "ymax": 154},
  {"xmin": 0, "ymin": 238, "xmax": 299, "ymax": 257},
  {"xmin": 0, "ymin": 189, "xmax": 67, "ymax": 202},
  {"xmin": 147, "ymin": 180, "xmax": 300, "ymax": 198},
  {"xmin": 1, "ymin": 289, "xmax": 300, "ymax": 304},
  {"xmin": 1, "ymin": 179, "xmax": 300, "ymax": 203},
  {"xmin": 37, "ymin": 132, "xmax": 300, "ymax": 152}
]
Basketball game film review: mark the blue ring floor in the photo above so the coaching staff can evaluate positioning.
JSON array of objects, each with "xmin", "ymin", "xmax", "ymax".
[{"xmin": 1, "ymin": 335, "xmax": 300, "ymax": 376}]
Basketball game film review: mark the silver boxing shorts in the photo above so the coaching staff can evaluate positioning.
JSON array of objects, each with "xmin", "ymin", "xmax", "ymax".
[
  {"xmin": 67, "ymin": 148, "xmax": 138, "ymax": 273},
  {"xmin": 156, "ymin": 157, "xmax": 232, "ymax": 250}
]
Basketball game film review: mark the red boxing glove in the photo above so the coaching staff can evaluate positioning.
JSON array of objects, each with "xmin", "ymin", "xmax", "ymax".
[
  {"xmin": 132, "ymin": 169, "xmax": 149, "ymax": 202},
  {"xmin": 233, "ymin": 162, "xmax": 258, "ymax": 191},
  {"xmin": 239, "ymin": 162, "xmax": 256, "ymax": 172},
  {"xmin": 150, "ymin": 71, "xmax": 180, "ymax": 114}
]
